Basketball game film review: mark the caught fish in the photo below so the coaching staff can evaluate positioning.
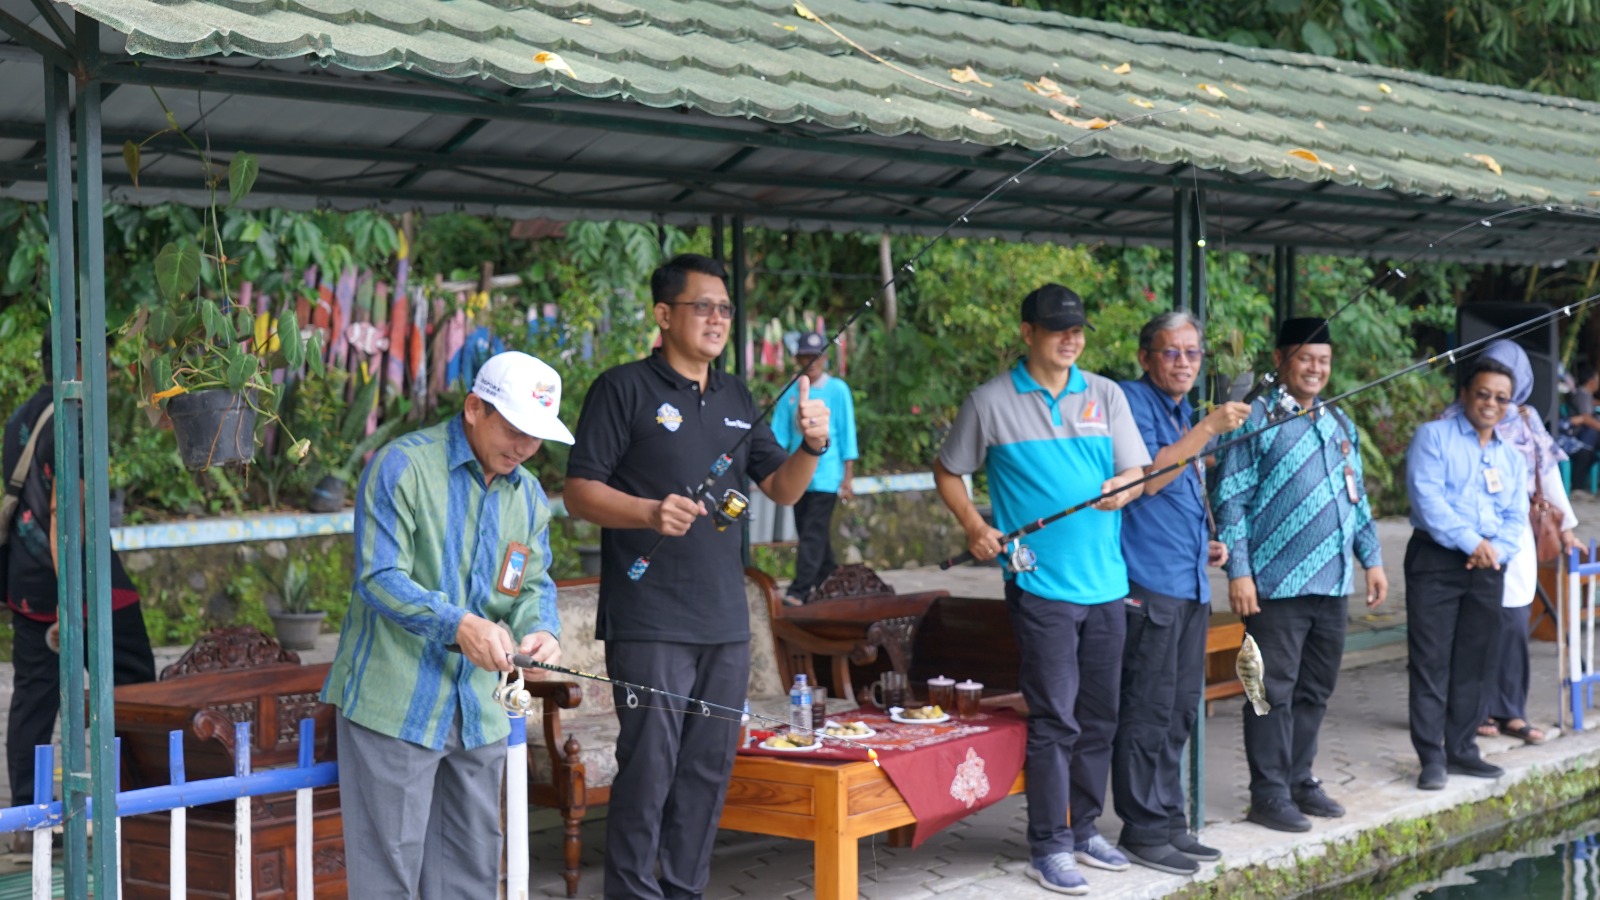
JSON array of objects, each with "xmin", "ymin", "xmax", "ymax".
[{"xmin": 1236, "ymin": 632, "xmax": 1271, "ymax": 716}]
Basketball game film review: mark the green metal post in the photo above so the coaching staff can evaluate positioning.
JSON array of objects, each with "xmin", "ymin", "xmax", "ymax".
[
  {"xmin": 74, "ymin": 14, "xmax": 119, "ymax": 896},
  {"xmin": 1181, "ymin": 182, "xmax": 1208, "ymax": 831},
  {"xmin": 43, "ymin": 55, "xmax": 87, "ymax": 900},
  {"xmin": 732, "ymin": 217, "xmax": 751, "ymax": 566},
  {"xmin": 1172, "ymin": 184, "xmax": 1191, "ymax": 313},
  {"xmin": 1274, "ymin": 245, "xmax": 1298, "ymax": 327}
]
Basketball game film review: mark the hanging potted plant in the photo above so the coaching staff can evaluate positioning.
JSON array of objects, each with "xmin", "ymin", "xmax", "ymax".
[{"xmin": 122, "ymin": 149, "xmax": 325, "ymax": 469}]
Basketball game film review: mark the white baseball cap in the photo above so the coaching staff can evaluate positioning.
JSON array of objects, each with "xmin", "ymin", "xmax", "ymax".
[{"xmin": 470, "ymin": 351, "xmax": 575, "ymax": 445}]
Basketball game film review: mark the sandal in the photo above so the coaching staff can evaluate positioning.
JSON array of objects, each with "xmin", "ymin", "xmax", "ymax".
[
  {"xmin": 1476, "ymin": 718, "xmax": 1499, "ymax": 739},
  {"xmin": 1496, "ymin": 719, "xmax": 1547, "ymax": 745}
]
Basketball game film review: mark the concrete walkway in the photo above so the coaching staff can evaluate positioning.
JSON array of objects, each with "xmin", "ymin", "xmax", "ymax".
[{"xmin": 8, "ymin": 499, "xmax": 1600, "ymax": 898}]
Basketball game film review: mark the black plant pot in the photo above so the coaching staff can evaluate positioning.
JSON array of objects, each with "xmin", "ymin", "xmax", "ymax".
[
  {"xmin": 307, "ymin": 474, "xmax": 347, "ymax": 513},
  {"xmin": 168, "ymin": 389, "xmax": 257, "ymax": 470}
]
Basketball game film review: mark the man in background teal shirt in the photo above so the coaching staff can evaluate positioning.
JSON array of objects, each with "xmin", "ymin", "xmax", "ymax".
[
  {"xmin": 323, "ymin": 350, "xmax": 570, "ymax": 898},
  {"xmin": 773, "ymin": 331, "xmax": 859, "ymax": 605}
]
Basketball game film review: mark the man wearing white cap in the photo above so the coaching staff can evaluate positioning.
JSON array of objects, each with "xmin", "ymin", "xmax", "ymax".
[{"xmin": 323, "ymin": 350, "xmax": 572, "ymax": 898}]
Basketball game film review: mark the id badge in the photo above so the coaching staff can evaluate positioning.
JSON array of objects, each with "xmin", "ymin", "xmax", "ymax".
[
  {"xmin": 1484, "ymin": 467, "xmax": 1504, "ymax": 494},
  {"xmin": 1344, "ymin": 465, "xmax": 1359, "ymax": 503},
  {"xmin": 496, "ymin": 542, "xmax": 531, "ymax": 596}
]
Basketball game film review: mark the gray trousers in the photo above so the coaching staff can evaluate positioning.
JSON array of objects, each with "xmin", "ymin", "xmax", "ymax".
[
  {"xmin": 603, "ymin": 640, "xmax": 749, "ymax": 900},
  {"xmin": 336, "ymin": 713, "xmax": 505, "ymax": 899}
]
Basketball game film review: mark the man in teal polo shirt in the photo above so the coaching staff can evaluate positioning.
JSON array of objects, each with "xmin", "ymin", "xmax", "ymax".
[
  {"xmin": 323, "ymin": 350, "xmax": 570, "ymax": 898},
  {"xmin": 935, "ymin": 284, "xmax": 1151, "ymax": 895},
  {"xmin": 773, "ymin": 331, "xmax": 859, "ymax": 605}
]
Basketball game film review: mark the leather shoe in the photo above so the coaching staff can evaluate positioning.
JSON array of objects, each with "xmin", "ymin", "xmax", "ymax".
[
  {"xmin": 1246, "ymin": 797, "xmax": 1311, "ymax": 833},
  {"xmin": 1447, "ymin": 758, "xmax": 1504, "ymax": 779},
  {"xmin": 1292, "ymin": 779, "xmax": 1346, "ymax": 818},
  {"xmin": 1417, "ymin": 763, "xmax": 1446, "ymax": 790},
  {"xmin": 1169, "ymin": 831, "xmax": 1221, "ymax": 862},
  {"xmin": 1120, "ymin": 842, "xmax": 1199, "ymax": 876}
]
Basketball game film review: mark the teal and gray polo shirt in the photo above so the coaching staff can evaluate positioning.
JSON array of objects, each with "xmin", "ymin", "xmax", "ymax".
[{"xmin": 939, "ymin": 361, "xmax": 1151, "ymax": 604}]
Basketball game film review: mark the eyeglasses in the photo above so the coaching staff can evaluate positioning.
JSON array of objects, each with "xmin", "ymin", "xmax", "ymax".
[
  {"xmin": 671, "ymin": 300, "xmax": 734, "ymax": 320},
  {"xmin": 1154, "ymin": 348, "xmax": 1205, "ymax": 363},
  {"xmin": 1471, "ymin": 389, "xmax": 1512, "ymax": 406}
]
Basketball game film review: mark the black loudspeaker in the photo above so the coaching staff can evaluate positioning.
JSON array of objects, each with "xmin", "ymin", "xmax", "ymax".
[{"xmin": 1456, "ymin": 303, "xmax": 1558, "ymax": 429}]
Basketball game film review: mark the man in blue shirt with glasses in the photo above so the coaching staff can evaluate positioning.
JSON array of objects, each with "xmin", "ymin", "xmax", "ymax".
[
  {"xmin": 1405, "ymin": 357, "xmax": 1528, "ymax": 791},
  {"xmin": 1112, "ymin": 311, "xmax": 1249, "ymax": 875}
]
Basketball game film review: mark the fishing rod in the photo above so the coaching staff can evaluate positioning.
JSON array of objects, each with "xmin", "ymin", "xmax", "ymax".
[
  {"xmin": 1242, "ymin": 203, "xmax": 1600, "ymax": 406},
  {"xmin": 939, "ymin": 290, "xmax": 1600, "ymax": 570},
  {"xmin": 627, "ymin": 107, "xmax": 1190, "ymax": 581},
  {"xmin": 501, "ymin": 652, "xmax": 883, "ymax": 762}
]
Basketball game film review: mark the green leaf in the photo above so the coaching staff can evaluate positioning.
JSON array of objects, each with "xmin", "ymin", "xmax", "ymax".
[
  {"xmin": 200, "ymin": 299, "xmax": 226, "ymax": 343},
  {"xmin": 234, "ymin": 308, "xmax": 254, "ymax": 341},
  {"xmin": 228, "ymin": 153, "xmax": 259, "ymax": 207},
  {"xmin": 1300, "ymin": 20, "xmax": 1339, "ymax": 57},
  {"xmin": 154, "ymin": 242, "xmax": 201, "ymax": 302},
  {"xmin": 306, "ymin": 332, "xmax": 326, "ymax": 378},
  {"xmin": 122, "ymin": 140, "xmax": 141, "ymax": 189},
  {"xmin": 147, "ymin": 307, "xmax": 178, "ymax": 344},
  {"xmin": 150, "ymin": 357, "xmax": 172, "ymax": 400},
  {"xmin": 279, "ymin": 310, "xmax": 304, "ymax": 370},
  {"xmin": 225, "ymin": 351, "xmax": 256, "ymax": 392}
]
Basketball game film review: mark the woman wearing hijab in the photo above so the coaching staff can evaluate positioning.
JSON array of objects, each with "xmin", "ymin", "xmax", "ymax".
[{"xmin": 1438, "ymin": 340, "xmax": 1581, "ymax": 745}]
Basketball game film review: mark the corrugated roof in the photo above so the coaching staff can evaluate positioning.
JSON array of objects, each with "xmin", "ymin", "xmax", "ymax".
[{"xmin": 0, "ymin": 0, "xmax": 1597, "ymax": 261}]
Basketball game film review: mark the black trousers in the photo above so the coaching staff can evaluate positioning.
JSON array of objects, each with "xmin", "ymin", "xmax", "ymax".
[
  {"xmin": 1488, "ymin": 604, "xmax": 1531, "ymax": 723},
  {"xmin": 788, "ymin": 490, "xmax": 838, "ymax": 600},
  {"xmin": 1006, "ymin": 581, "xmax": 1124, "ymax": 854},
  {"xmin": 603, "ymin": 640, "xmax": 749, "ymax": 900},
  {"xmin": 1111, "ymin": 592, "xmax": 1209, "ymax": 848},
  {"xmin": 1404, "ymin": 532, "xmax": 1503, "ymax": 767},
  {"xmin": 7, "ymin": 604, "xmax": 156, "ymax": 806},
  {"xmin": 1241, "ymin": 593, "xmax": 1345, "ymax": 803}
]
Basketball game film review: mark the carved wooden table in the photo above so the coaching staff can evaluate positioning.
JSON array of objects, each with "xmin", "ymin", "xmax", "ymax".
[{"xmin": 115, "ymin": 662, "xmax": 344, "ymax": 899}]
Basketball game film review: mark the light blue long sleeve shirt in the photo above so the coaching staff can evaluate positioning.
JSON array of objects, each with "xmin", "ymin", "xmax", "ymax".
[{"xmin": 1406, "ymin": 414, "xmax": 1529, "ymax": 562}]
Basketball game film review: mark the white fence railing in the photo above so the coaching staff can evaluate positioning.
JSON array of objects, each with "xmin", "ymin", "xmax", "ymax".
[{"xmin": 0, "ymin": 712, "xmax": 531, "ymax": 899}]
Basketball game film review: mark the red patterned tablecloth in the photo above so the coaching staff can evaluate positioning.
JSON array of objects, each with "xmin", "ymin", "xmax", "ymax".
[{"xmin": 738, "ymin": 709, "xmax": 1026, "ymax": 846}]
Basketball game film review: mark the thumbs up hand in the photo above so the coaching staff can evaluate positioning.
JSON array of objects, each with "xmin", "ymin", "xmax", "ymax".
[{"xmin": 796, "ymin": 375, "xmax": 830, "ymax": 453}]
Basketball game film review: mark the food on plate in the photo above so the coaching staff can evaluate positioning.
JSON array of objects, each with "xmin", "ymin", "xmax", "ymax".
[
  {"xmin": 901, "ymin": 705, "xmax": 945, "ymax": 719},
  {"xmin": 762, "ymin": 734, "xmax": 815, "ymax": 749},
  {"xmin": 823, "ymin": 721, "xmax": 871, "ymax": 736}
]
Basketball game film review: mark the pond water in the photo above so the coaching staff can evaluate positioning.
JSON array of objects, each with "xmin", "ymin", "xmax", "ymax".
[{"xmin": 1390, "ymin": 826, "xmax": 1600, "ymax": 899}]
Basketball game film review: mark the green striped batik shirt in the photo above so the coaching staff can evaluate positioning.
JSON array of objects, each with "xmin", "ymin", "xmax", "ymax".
[{"xmin": 321, "ymin": 416, "xmax": 561, "ymax": 750}]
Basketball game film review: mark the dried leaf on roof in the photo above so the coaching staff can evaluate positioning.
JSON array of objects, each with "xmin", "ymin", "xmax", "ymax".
[
  {"xmin": 1026, "ymin": 78, "xmax": 1080, "ymax": 108},
  {"xmin": 1287, "ymin": 148, "xmax": 1337, "ymax": 171},
  {"xmin": 1465, "ymin": 153, "xmax": 1503, "ymax": 176},
  {"xmin": 950, "ymin": 66, "xmax": 993, "ymax": 87},
  {"xmin": 1128, "ymin": 97, "xmax": 1155, "ymax": 109},
  {"xmin": 1196, "ymin": 83, "xmax": 1227, "ymax": 99},
  {"xmin": 571, "ymin": 17, "xmax": 592, "ymax": 25},
  {"xmin": 1378, "ymin": 83, "xmax": 1393, "ymax": 94},
  {"xmin": 1113, "ymin": 62, "xmax": 1132, "ymax": 75},
  {"xmin": 534, "ymin": 52, "xmax": 575, "ymax": 77},
  {"xmin": 1357, "ymin": 104, "xmax": 1374, "ymax": 112},
  {"xmin": 1194, "ymin": 108, "xmax": 1222, "ymax": 119},
  {"xmin": 1314, "ymin": 120, "xmax": 1326, "ymax": 129},
  {"xmin": 794, "ymin": 1, "xmax": 818, "ymax": 21},
  {"xmin": 1050, "ymin": 110, "xmax": 1111, "ymax": 129},
  {"xmin": 968, "ymin": 107, "xmax": 996, "ymax": 122}
]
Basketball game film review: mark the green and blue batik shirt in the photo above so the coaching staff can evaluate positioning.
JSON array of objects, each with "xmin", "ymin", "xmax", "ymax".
[{"xmin": 321, "ymin": 416, "xmax": 561, "ymax": 750}]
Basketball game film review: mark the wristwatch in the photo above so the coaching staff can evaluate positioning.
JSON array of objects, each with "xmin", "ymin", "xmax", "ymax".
[{"xmin": 799, "ymin": 438, "xmax": 830, "ymax": 456}]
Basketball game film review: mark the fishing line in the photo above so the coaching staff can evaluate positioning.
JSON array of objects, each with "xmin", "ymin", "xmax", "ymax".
[
  {"xmin": 939, "ymin": 290, "xmax": 1600, "ymax": 569},
  {"xmin": 627, "ymin": 107, "xmax": 1191, "ymax": 581}
]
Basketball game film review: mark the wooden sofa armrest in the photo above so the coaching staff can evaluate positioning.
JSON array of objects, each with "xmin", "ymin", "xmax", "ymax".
[{"xmin": 525, "ymin": 680, "xmax": 585, "ymax": 779}]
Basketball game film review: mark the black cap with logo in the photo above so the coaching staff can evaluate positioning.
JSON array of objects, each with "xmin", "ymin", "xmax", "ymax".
[{"xmin": 1021, "ymin": 284, "xmax": 1094, "ymax": 332}]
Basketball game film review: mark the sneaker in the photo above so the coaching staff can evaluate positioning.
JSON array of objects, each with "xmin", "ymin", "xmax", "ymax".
[
  {"xmin": 1417, "ymin": 763, "xmax": 1447, "ymax": 791},
  {"xmin": 1027, "ymin": 852, "xmax": 1090, "ymax": 895},
  {"xmin": 1120, "ymin": 842, "xmax": 1199, "ymax": 876},
  {"xmin": 1073, "ymin": 834, "xmax": 1130, "ymax": 871},
  {"xmin": 1292, "ymin": 778, "xmax": 1346, "ymax": 818},
  {"xmin": 1446, "ymin": 757, "xmax": 1504, "ymax": 779},
  {"xmin": 1168, "ymin": 831, "xmax": 1221, "ymax": 862},
  {"xmin": 1246, "ymin": 796, "xmax": 1312, "ymax": 833}
]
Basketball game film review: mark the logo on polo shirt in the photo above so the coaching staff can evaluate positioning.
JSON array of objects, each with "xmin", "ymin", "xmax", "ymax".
[
  {"xmin": 724, "ymin": 417, "xmax": 751, "ymax": 430},
  {"xmin": 656, "ymin": 402, "xmax": 683, "ymax": 432},
  {"xmin": 1081, "ymin": 400, "xmax": 1102, "ymax": 423}
]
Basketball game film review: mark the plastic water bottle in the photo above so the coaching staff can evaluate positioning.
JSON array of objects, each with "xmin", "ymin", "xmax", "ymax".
[{"xmin": 789, "ymin": 674, "xmax": 811, "ymax": 736}]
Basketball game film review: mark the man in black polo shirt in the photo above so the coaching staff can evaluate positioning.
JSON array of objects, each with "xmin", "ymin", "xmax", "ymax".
[{"xmin": 566, "ymin": 253, "xmax": 830, "ymax": 899}]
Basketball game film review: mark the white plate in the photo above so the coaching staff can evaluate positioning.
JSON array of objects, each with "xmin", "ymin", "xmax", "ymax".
[
  {"xmin": 820, "ymin": 720, "xmax": 878, "ymax": 739},
  {"xmin": 759, "ymin": 737, "xmax": 823, "ymax": 752},
  {"xmin": 890, "ymin": 708, "xmax": 951, "ymax": 725}
]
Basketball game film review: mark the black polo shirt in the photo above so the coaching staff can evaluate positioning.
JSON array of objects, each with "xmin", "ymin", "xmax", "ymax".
[{"xmin": 567, "ymin": 351, "xmax": 787, "ymax": 643}]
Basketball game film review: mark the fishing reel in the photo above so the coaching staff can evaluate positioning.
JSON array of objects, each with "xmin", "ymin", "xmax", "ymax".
[
  {"xmin": 705, "ymin": 487, "xmax": 750, "ymax": 532},
  {"xmin": 493, "ymin": 664, "xmax": 534, "ymax": 717},
  {"xmin": 1004, "ymin": 538, "xmax": 1038, "ymax": 574}
]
